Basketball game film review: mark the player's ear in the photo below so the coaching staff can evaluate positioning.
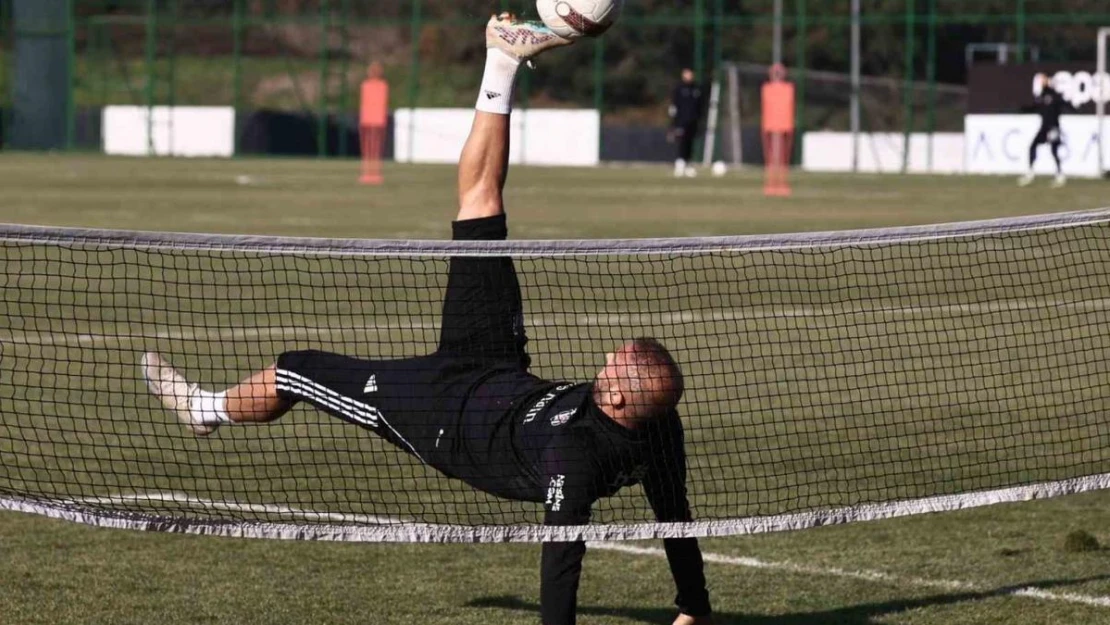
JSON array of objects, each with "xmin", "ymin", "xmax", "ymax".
[{"xmin": 609, "ymin": 388, "xmax": 626, "ymax": 410}]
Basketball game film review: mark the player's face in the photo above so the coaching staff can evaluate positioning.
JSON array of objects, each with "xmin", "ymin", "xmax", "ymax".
[
  {"xmin": 595, "ymin": 350, "xmax": 617, "ymax": 392},
  {"xmin": 592, "ymin": 351, "xmax": 615, "ymax": 407},
  {"xmin": 595, "ymin": 348, "xmax": 631, "ymax": 397}
]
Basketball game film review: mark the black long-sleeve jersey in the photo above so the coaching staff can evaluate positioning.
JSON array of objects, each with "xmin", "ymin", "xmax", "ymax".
[
  {"xmin": 1023, "ymin": 85, "xmax": 1067, "ymax": 129},
  {"xmin": 670, "ymin": 82, "xmax": 706, "ymax": 129},
  {"xmin": 275, "ymin": 214, "xmax": 711, "ymax": 625},
  {"xmin": 451, "ymin": 372, "xmax": 710, "ymax": 625},
  {"xmin": 278, "ymin": 354, "xmax": 713, "ymax": 625}
]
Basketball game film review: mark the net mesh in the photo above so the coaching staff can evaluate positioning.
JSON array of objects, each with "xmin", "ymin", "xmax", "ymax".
[{"xmin": 2, "ymin": 210, "xmax": 1110, "ymax": 542}]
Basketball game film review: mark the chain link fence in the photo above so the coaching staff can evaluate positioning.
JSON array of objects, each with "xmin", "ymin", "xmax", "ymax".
[{"xmin": 2, "ymin": 0, "xmax": 1108, "ymax": 158}]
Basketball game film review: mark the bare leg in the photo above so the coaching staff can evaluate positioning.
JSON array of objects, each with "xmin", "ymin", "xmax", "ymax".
[
  {"xmin": 456, "ymin": 12, "xmax": 571, "ymax": 221},
  {"xmin": 457, "ymin": 112, "xmax": 511, "ymax": 221},
  {"xmin": 224, "ymin": 366, "xmax": 290, "ymax": 423}
]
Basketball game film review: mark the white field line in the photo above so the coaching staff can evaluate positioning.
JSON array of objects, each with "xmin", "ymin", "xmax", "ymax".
[
  {"xmin": 590, "ymin": 542, "xmax": 1110, "ymax": 609},
  {"xmin": 66, "ymin": 491, "xmax": 1110, "ymax": 610},
  {"xmin": 2, "ymin": 297, "xmax": 1108, "ymax": 348},
  {"xmin": 1011, "ymin": 588, "xmax": 1110, "ymax": 608},
  {"xmin": 70, "ymin": 492, "xmax": 403, "ymax": 525}
]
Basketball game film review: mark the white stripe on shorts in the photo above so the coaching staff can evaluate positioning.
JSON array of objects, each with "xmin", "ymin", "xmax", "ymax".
[{"xmin": 275, "ymin": 367, "xmax": 426, "ymax": 463}]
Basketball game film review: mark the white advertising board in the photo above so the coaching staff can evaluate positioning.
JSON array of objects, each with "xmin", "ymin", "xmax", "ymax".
[
  {"xmin": 964, "ymin": 114, "xmax": 1109, "ymax": 178},
  {"xmin": 802, "ymin": 132, "xmax": 965, "ymax": 174},
  {"xmin": 103, "ymin": 106, "xmax": 235, "ymax": 158},
  {"xmin": 394, "ymin": 108, "xmax": 600, "ymax": 167}
]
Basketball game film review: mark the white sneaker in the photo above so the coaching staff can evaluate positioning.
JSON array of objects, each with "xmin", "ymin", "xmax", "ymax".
[
  {"xmin": 1052, "ymin": 174, "xmax": 1067, "ymax": 188},
  {"xmin": 140, "ymin": 352, "xmax": 217, "ymax": 436},
  {"xmin": 1017, "ymin": 173, "xmax": 1035, "ymax": 187},
  {"xmin": 684, "ymin": 167, "xmax": 698, "ymax": 178},
  {"xmin": 674, "ymin": 159, "xmax": 686, "ymax": 178},
  {"xmin": 486, "ymin": 13, "xmax": 573, "ymax": 62}
]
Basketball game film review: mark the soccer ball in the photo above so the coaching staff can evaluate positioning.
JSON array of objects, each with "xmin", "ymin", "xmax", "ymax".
[{"xmin": 536, "ymin": 0, "xmax": 624, "ymax": 39}]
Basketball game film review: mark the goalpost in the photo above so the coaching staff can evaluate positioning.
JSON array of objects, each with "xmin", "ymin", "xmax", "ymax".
[
  {"xmin": 703, "ymin": 63, "xmax": 744, "ymax": 167},
  {"xmin": 3, "ymin": 210, "xmax": 1110, "ymax": 543}
]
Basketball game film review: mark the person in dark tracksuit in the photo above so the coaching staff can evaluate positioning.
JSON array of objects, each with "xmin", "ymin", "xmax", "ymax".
[
  {"xmin": 1019, "ymin": 73, "xmax": 1070, "ymax": 188},
  {"xmin": 142, "ymin": 14, "xmax": 713, "ymax": 625},
  {"xmin": 669, "ymin": 68, "xmax": 706, "ymax": 178}
]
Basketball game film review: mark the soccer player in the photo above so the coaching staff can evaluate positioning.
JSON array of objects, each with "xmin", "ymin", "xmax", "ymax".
[
  {"xmin": 141, "ymin": 14, "xmax": 713, "ymax": 625},
  {"xmin": 1018, "ymin": 73, "xmax": 1068, "ymax": 188},
  {"xmin": 669, "ymin": 68, "xmax": 706, "ymax": 178}
]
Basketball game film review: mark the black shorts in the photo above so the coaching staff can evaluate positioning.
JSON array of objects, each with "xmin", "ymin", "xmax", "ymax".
[
  {"xmin": 1033, "ymin": 125, "xmax": 1062, "ymax": 146},
  {"xmin": 274, "ymin": 214, "xmax": 530, "ymax": 466}
]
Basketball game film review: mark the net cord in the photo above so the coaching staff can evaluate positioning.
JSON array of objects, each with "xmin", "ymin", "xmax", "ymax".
[
  {"xmin": 4, "ymin": 471, "xmax": 1110, "ymax": 543},
  {"xmin": 0, "ymin": 207, "xmax": 1108, "ymax": 257}
]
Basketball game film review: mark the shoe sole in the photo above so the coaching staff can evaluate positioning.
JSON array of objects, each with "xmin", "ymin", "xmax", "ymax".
[{"xmin": 140, "ymin": 352, "xmax": 216, "ymax": 436}]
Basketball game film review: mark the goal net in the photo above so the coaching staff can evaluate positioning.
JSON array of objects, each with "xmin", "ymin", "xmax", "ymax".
[{"xmin": 2, "ymin": 210, "xmax": 1110, "ymax": 543}]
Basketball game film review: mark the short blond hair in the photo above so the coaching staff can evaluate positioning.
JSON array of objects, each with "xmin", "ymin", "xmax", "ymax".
[{"xmin": 618, "ymin": 338, "xmax": 684, "ymax": 420}]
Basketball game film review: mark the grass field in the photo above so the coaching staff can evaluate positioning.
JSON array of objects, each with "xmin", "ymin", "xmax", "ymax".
[{"xmin": 2, "ymin": 154, "xmax": 1110, "ymax": 624}]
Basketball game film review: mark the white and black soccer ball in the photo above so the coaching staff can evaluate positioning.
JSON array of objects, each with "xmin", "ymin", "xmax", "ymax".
[{"xmin": 536, "ymin": 0, "xmax": 624, "ymax": 39}]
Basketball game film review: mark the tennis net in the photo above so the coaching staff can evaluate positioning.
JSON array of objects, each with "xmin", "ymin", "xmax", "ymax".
[{"xmin": 2, "ymin": 209, "xmax": 1109, "ymax": 542}]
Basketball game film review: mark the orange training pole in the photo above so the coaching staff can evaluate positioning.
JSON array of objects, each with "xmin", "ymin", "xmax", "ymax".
[
  {"xmin": 761, "ymin": 63, "xmax": 796, "ymax": 197},
  {"xmin": 360, "ymin": 62, "xmax": 389, "ymax": 185}
]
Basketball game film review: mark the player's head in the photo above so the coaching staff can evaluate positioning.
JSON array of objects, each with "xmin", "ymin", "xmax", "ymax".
[
  {"xmin": 681, "ymin": 68, "xmax": 695, "ymax": 84},
  {"xmin": 1034, "ymin": 72, "xmax": 1049, "ymax": 90},
  {"xmin": 368, "ymin": 61, "xmax": 384, "ymax": 80},
  {"xmin": 770, "ymin": 62, "xmax": 788, "ymax": 82},
  {"xmin": 593, "ymin": 338, "xmax": 684, "ymax": 424}
]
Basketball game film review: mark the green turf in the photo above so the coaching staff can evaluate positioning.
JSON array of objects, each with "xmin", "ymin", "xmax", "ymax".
[{"xmin": 2, "ymin": 153, "xmax": 1110, "ymax": 624}]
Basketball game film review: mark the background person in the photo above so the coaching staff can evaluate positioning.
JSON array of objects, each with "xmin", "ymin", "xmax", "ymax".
[
  {"xmin": 1018, "ymin": 73, "xmax": 1069, "ymax": 188},
  {"xmin": 669, "ymin": 68, "xmax": 706, "ymax": 178}
]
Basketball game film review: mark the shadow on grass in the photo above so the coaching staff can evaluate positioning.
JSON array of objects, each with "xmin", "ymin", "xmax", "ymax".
[{"xmin": 467, "ymin": 573, "xmax": 1110, "ymax": 624}]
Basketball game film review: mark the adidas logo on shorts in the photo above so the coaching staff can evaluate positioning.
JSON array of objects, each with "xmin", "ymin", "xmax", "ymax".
[{"xmin": 363, "ymin": 374, "xmax": 378, "ymax": 394}]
